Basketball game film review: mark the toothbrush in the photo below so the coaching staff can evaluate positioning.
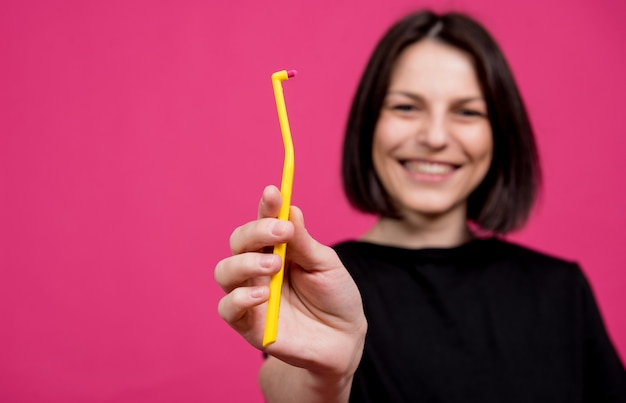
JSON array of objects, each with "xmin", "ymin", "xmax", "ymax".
[{"xmin": 263, "ymin": 69, "xmax": 297, "ymax": 347}]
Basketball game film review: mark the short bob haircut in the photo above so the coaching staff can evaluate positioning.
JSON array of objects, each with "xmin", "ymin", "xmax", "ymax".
[{"xmin": 342, "ymin": 10, "xmax": 541, "ymax": 234}]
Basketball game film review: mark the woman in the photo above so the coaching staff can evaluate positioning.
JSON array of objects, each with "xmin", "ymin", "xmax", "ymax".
[{"xmin": 214, "ymin": 10, "xmax": 626, "ymax": 402}]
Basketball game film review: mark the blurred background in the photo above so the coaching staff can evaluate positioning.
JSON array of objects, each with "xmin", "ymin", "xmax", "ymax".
[{"xmin": 1, "ymin": 0, "xmax": 624, "ymax": 401}]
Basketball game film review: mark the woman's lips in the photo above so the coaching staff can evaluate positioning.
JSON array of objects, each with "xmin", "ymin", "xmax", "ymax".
[
  {"xmin": 401, "ymin": 160, "xmax": 460, "ymax": 175},
  {"xmin": 398, "ymin": 159, "xmax": 461, "ymax": 183}
]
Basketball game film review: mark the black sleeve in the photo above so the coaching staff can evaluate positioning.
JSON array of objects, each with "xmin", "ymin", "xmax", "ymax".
[{"xmin": 577, "ymin": 269, "xmax": 626, "ymax": 402}]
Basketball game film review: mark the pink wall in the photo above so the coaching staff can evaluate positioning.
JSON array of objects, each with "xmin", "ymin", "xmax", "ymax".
[{"xmin": 1, "ymin": 0, "xmax": 624, "ymax": 401}]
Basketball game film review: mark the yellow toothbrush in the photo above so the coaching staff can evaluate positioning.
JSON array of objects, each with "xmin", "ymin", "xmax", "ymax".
[{"xmin": 263, "ymin": 69, "xmax": 297, "ymax": 347}]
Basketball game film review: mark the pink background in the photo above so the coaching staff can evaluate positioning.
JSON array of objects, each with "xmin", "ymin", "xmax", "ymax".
[{"xmin": 1, "ymin": 0, "xmax": 625, "ymax": 401}]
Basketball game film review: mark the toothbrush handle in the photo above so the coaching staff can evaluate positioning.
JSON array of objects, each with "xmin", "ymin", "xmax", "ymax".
[{"xmin": 263, "ymin": 70, "xmax": 295, "ymax": 347}]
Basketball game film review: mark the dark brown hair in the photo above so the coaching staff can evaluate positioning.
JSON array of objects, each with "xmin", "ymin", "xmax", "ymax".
[{"xmin": 341, "ymin": 10, "xmax": 541, "ymax": 234}]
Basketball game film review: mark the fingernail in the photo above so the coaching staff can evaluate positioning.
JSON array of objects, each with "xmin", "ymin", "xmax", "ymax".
[
  {"xmin": 260, "ymin": 254, "xmax": 275, "ymax": 268},
  {"xmin": 271, "ymin": 220, "xmax": 288, "ymax": 236},
  {"xmin": 250, "ymin": 287, "xmax": 266, "ymax": 299}
]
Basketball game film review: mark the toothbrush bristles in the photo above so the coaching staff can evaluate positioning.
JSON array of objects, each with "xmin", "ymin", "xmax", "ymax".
[{"xmin": 287, "ymin": 70, "xmax": 297, "ymax": 78}]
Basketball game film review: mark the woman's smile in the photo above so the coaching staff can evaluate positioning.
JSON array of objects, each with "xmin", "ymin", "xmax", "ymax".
[{"xmin": 401, "ymin": 159, "xmax": 460, "ymax": 180}]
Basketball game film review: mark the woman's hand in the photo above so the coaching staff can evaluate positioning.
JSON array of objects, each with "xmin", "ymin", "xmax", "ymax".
[{"xmin": 214, "ymin": 185, "xmax": 367, "ymax": 379}]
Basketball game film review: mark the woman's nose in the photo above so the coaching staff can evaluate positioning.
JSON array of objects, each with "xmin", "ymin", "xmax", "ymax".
[{"xmin": 418, "ymin": 115, "xmax": 449, "ymax": 149}]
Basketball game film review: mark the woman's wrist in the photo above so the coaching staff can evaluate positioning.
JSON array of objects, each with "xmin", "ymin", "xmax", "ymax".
[
  {"xmin": 260, "ymin": 319, "xmax": 367, "ymax": 403},
  {"xmin": 260, "ymin": 357, "xmax": 356, "ymax": 403}
]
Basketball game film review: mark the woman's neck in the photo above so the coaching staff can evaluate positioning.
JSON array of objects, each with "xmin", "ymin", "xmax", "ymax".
[{"xmin": 360, "ymin": 207, "xmax": 475, "ymax": 249}]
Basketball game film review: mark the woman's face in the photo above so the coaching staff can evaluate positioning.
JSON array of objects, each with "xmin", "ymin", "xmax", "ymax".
[{"xmin": 372, "ymin": 39, "xmax": 493, "ymax": 220}]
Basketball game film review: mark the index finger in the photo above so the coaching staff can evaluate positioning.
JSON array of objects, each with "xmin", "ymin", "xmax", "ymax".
[{"xmin": 229, "ymin": 217, "xmax": 292, "ymax": 255}]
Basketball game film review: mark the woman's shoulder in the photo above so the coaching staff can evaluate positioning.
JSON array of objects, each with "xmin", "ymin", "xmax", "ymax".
[
  {"xmin": 487, "ymin": 238, "xmax": 579, "ymax": 268},
  {"xmin": 483, "ymin": 238, "xmax": 589, "ymax": 288},
  {"xmin": 332, "ymin": 237, "xmax": 584, "ymax": 279},
  {"xmin": 333, "ymin": 236, "xmax": 575, "ymax": 261}
]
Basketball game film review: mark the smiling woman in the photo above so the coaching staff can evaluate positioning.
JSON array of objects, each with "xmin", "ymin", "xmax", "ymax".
[
  {"xmin": 342, "ymin": 12, "xmax": 540, "ymax": 237},
  {"xmin": 365, "ymin": 40, "xmax": 493, "ymax": 247},
  {"xmin": 214, "ymin": 9, "xmax": 626, "ymax": 403}
]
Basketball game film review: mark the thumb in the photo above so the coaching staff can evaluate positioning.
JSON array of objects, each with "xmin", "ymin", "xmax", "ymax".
[{"xmin": 287, "ymin": 206, "xmax": 343, "ymax": 272}]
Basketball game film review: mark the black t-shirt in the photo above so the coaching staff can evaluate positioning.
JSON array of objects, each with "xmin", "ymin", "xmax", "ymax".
[{"xmin": 333, "ymin": 238, "xmax": 626, "ymax": 402}]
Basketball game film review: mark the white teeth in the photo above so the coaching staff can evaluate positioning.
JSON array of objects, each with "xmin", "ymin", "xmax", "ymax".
[{"xmin": 404, "ymin": 161, "xmax": 454, "ymax": 175}]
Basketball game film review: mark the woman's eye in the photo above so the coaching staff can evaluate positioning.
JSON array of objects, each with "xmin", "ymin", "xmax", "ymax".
[
  {"xmin": 456, "ymin": 109, "xmax": 485, "ymax": 117},
  {"xmin": 392, "ymin": 104, "xmax": 418, "ymax": 112}
]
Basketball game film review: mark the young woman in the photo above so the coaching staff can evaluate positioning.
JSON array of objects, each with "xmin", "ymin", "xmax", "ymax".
[{"xmin": 214, "ymin": 10, "xmax": 626, "ymax": 402}]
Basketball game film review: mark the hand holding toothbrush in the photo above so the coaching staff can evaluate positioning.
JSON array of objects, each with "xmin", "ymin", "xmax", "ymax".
[{"xmin": 214, "ymin": 185, "xmax": 367, "ymax": 401}]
